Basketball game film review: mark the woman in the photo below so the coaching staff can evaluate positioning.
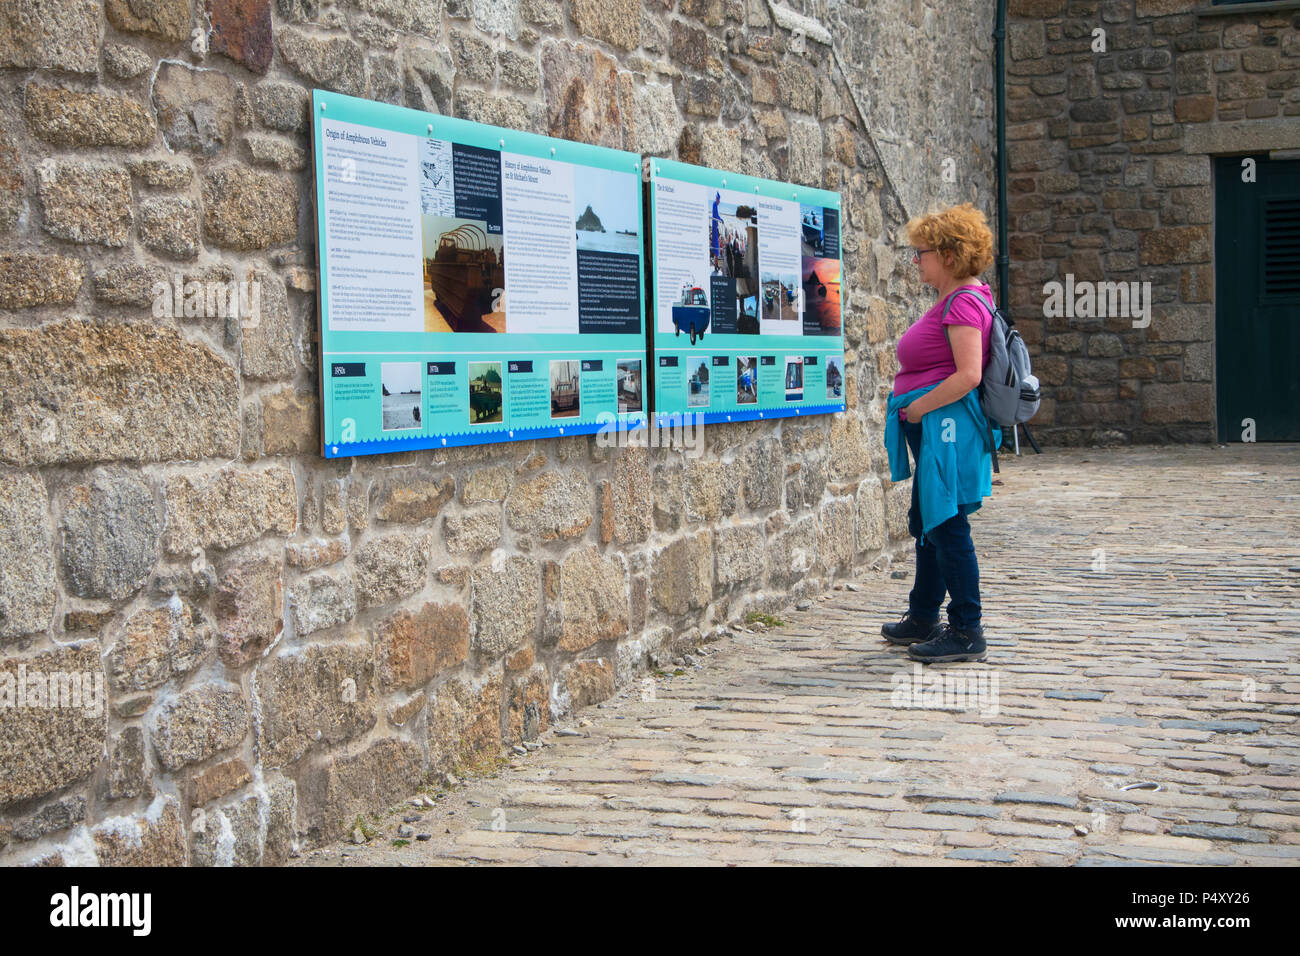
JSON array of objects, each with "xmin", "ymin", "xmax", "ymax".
[{"xmin": 881, "ymin": 203, "xmax": 1000, "ymax": 664}]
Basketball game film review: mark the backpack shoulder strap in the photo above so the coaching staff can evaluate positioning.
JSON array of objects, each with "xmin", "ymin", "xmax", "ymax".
[{"xmin": 943, "ymin": 288, "xmax": 994, "ymax": 317}]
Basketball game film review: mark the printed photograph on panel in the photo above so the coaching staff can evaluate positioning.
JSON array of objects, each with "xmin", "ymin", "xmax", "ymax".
[
  {"xmin": 617, "ymin": 359, "xmax": 643, "ymax": 414},
  {"xmin": 422, "ymin": 215, "xmax": 506, "ymax": 333},
  {"xmin": 381, "ymin": 362, "xmax": 423, "ymax": 431},
  {"xmin": 550, "ymin": 360, "xmax": 581, "ymax": 419},
  {"xmin": 687, "ymin": 357, "xmax": 710, "ymax": 408},
  {"xmin": 468, "ymin": 361, "xmax": 503, "ymax": 425},
  {"xmin": 736, "ymin": 356, "xmax": 758, "ymax": 405}
]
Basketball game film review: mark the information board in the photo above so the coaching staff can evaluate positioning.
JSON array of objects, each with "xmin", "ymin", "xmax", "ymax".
[
  {"xmin": 312, "ymin": 91, "xmax": 647, "ymax": 458},
  {"xmin": 648, "ymin": 158, "xmax": 845, "ymax": 425}
]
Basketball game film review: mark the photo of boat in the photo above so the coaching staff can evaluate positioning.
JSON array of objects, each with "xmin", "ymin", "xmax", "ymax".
[{"xmin": 671, "ymin": 281, "xmax": 710, "ymax": 343}]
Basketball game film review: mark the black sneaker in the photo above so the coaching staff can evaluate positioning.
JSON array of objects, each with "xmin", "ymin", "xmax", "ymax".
[
  {"xmin": 907, "ymin": 623, "xmax": 987, "ymax": 663},
  {"xmin": 881, "ymin": 611, "xmax": 942, "ymax": 646}
]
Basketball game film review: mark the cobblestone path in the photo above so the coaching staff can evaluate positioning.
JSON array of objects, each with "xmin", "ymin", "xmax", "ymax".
[{"xmin": 298, "ymin": 443, "xmax": 1300, "ymax": 866}]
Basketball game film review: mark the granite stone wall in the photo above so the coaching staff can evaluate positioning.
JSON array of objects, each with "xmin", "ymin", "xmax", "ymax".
[
  {"xmin": 0, "ymin": 0, "xmax": 997, "ymax": 864},
  {"xmin": 1006, "ymin": 0, "xmax": 1300, "ymax": 446}
]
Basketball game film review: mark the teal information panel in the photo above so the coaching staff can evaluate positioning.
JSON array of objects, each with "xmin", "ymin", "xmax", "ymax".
[
  {"xmin": 648, "ymin": 159, "xmax": 845, "ymax": 425},
  {"xmin": 312, "ymin": 90, "xmax": 647, "ymax": 458}
]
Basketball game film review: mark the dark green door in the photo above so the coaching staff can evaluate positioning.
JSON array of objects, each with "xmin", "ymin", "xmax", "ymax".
[{"xmin": 1215, "ymin": 154, "xmax": 1300, "ymax": 442}]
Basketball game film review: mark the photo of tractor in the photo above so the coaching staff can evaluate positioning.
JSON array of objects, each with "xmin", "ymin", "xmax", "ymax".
[{"xmin": 467, "ymin": 362, "xmax": 503, "ymax": 425}]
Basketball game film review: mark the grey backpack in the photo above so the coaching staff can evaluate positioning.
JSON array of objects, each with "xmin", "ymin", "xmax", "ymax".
[{"xmin": 942, "ymin": 288, "xmax": 1041, "ymax": 472}]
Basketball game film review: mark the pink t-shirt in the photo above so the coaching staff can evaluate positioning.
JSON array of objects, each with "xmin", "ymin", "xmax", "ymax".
[{"xmin": 894, "ymin": 283, "xmax": 995, "ymax": 402}]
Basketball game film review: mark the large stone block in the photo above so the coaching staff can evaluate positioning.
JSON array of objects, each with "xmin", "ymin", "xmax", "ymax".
[
  {"xmin": 558, "ymin": 547, "xmax": 627, "ymax": 651},
  {"xmin": 191, "ymin": 793, "xmax": 262, "ymax": 866},
  {"xmin": 207, "ymin": 0, "xmax": 274, "ymax": 73},
  {"xmin": 854, "ymin": 475, "xmax": 886, "ymax": 553},
  {"xmin": 108, "ymin": 600, "xmax": 213, "ymax": 691},
  {"xmin": 1140, "ymin": 226, "xmax": 1210, "ymax": 266},
  {"xmin": 0, "ymin": 642, "xmax": 105, "ymax": 807},
  {"xmin": 201, "ymin": 165, "xmax": 298, "ymax": 250},
  {"xmin": 505, "ymin": 665, "xmax": 549, "ymax": 745},
  {"xmin": 354, "ymin": 532, "xmax": 430, "ymax": 608},
  {"xmin": 828, "ymin": 414, "xmax": 872, "ymax": 481},
  {"xmin": 214, "ymin": 555, "xmax": 282, "ymax": 667},
  {"xmin": 355, "ymin": 0, "xmax": 442, "ymax": 36},
  {"xmin": 556, "ymin": 657, "xmax": 614, "ymax": 715},
  {"xmin": 150, "ymin": 684, "xmax": 249, "ymax": 771},
  {"xmin": 164, "ymin": 466, "xmax": 296, "ymax": 555},
  {"xmin": 714, "ymin": 523, "xmax": 765, "ymax": 587},
  {"xmin": 0, "ymin": 0, "xmax": 99, "ymax": 72},
  {"xmin": 252, "ymin": 83, "xmax": 310, "ymax": 132},
  {"xmin": 240, "ymin": 268, "xmax": 298, "ymax": 381},
  {"xmin": 289, "ymin": 570, "xmax": 357, "ymax": 636},
  {"xmin": 651, "ymin": 531, "xmax": 712, "ymax": 615},
  {"xmin": 571, "ymin": 0, "xmax": 640, "ymax": 50},
  {"xmin": 24, "ymin": 84, "xmax": 155, "ymax": 147},
  {"xmin": 91, "ymin": 263, "xmax": 169, "ymax": 307},
  {"xmin": 767, "ymin": 515, "xmax": 817, "ymax": 588},
  {"xmin": 39, "ymin": 161, "xmax": 133, "ymax": 247},
  {"xmin": 0, "ymin": 252, "xmax": 81, "ymax": 309},
  {"xmin": 262, "ymin": 388, "xmax": 318, "ymax": 455},
  {"xmin": 819, "ymin": 497, "xmax": 855, "ymax": 572},
  {"xmin": 505, "ymin": 469, "xmax": 593, "ymax": 541},
  {"xmin": 103, "ymin": 726, "xmax": 150, "ymax": 801},
  {"xmin": 685, "ymin": 458, "xmax": 740, "ymax": 523},
  {"xmin": 0, "ymin": 473, "xmax": 56, "ymax": 640},
  {"xmin": 256, "ymin": 642, "xmax": 377, "ymax": 767},
  {"xmin": 92, "ymin": 795, "xmax": 187, "ymax": 866},
  {"xmin": 444, "ymin": 508, "xmax": 500, "ymax": 553},
  {"xmin": 1146, "ymin": 305, "xmax": 1212, "ymax": 343},
  {"xmin": 0, "ymin": 320, "xmax": 240, "ymax": 467},
  {"xmin": 427, "ymin": 671, "xmax": 503, "ymax": 776},
  {"xmin": 106, "ymin": 0, "xmax": 191, "ymax": 41},
  {"xmin": 375, "ymin": 602, "xmax": 469, "ymax": 690},
  {"xmin": 741, "ymin": 436, "xmax": 783, "ymax": 511},
  {"xmin": 470, "ymin": 555, "xmax": 540, "ymax": 656},
  {"xmin": 375, "ymin": 474, "xmax": 454, "ymax": 523},
  {"xmin": 611, "ymin": 446, "xmax": 651, "ymax": 544},
  {"xmin": 139, "ymin": 197, "xmax": 201, "ymax": 259},
  {"xmin": 278, "ymin": 28, "xmax": 366, "ymax": 96},
  {"xmin": 628, "ymin": 82, "xmax": 680, "ymax": 155},
  {"xmin": 301, "ymin": 737, "xmax": 424, "ymax": 842},
  {"xmin": 62, "ymin": 472, "xmax": 160, "ymax": 602},
  {"xmin": 1141, "ymin": 383, "xmax": 1212, "ymax": 424},
  {"xmin": 541, "ymin": 41, "xmax": 626, "ymax": 149},
  {"xmin": 455, "ymin": 89, "xmax": 546, "ymax": 134}
]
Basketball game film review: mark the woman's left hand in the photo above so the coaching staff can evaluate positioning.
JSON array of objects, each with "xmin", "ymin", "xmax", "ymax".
[{"xmin": 901, "ymin": 402, "xmax": 923, "ymax": 422}]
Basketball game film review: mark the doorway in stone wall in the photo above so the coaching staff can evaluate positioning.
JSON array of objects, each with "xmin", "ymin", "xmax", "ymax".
[{"xmin": 1214, "ymin": 154, "xmax": 1300, "ymax": 442}]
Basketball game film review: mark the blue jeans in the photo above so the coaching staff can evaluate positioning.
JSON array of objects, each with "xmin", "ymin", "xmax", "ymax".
[{"xmin": 903, "ymin": 419, "xmax": 982, "ymax": 632}]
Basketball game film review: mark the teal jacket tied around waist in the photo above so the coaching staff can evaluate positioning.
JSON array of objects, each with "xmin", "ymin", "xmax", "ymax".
[{"xmin": 885, "ymin": 383, "xmax": 1002, "ymax": 540}]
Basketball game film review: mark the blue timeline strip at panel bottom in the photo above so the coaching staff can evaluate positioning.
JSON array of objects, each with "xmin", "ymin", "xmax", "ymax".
[
  {"xmin": 324, "ymin": 415, "xmax": 649, "ymax": 459},
  {"xmin": 655, "ymin": 404, "xmax": 846, "ymax": 428}
]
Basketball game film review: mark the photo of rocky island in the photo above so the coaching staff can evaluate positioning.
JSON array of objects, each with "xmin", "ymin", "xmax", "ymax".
[
  {"xmin": 573, "ymin": 167, "xmax": 639, "ymax": 255},
  {"xmin": 381, "ymin": 362, "xmax": 423, "ymax": 431}
]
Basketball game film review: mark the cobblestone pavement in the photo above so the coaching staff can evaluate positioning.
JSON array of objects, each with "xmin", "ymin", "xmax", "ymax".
[{"xmin": 298, "ymin": 443, "xmax": 1300, "ymax": 867}]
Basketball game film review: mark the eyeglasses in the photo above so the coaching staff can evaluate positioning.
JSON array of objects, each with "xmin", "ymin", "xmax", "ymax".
[{"xmin": 912, "ymin": 248, "xmax": 934, "ymax": 263}]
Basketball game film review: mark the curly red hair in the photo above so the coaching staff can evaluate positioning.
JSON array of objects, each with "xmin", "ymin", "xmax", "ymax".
[{"xmin": 905, "ymin": 203, "xmax": 995, "ymax": 279}]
